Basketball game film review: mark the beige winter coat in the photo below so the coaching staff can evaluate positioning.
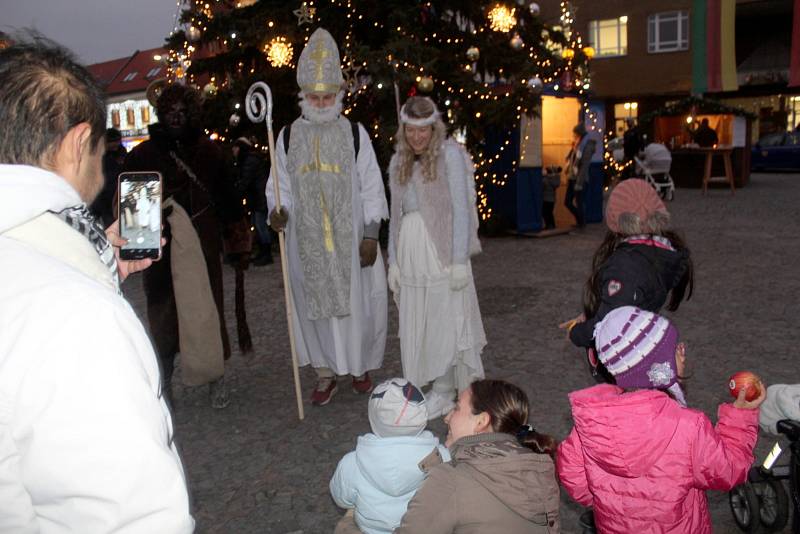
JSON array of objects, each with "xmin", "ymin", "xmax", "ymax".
[{"xmin": 395, "ymin": 433, "xmax": 560, "ymax": 534}]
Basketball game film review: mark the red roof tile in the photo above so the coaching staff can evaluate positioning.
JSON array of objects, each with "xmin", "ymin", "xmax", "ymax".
[
  {"xmin": 87, "ymin": 56, "xmax": 132, "ymax": 87},
  {"xmin": 101, "ymin": 47, "xmax": 168, "ymax": 96}
]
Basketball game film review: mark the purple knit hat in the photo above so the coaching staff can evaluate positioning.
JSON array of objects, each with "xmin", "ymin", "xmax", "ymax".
[{"xmin": 594, "ymin": 306, "xmax": 686, "ymax": 405}]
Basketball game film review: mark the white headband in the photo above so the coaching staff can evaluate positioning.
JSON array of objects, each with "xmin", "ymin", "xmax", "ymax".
[{"xmin": 400, "ymin": 105, "xmax": 441, "ymax": 127}]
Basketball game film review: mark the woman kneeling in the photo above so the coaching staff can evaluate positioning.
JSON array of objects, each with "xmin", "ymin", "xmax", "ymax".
[{"xmin": 396, "ymin": 379, "xmax": 560, "ymax": 533}]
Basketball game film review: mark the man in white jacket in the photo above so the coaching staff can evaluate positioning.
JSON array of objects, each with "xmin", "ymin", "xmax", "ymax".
[{"xmin": 0, "ymin": 36, "xmax": 193, "ymax": 532}]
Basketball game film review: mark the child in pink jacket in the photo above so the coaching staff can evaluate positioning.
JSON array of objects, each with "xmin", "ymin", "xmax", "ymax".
[{"xmin": 557, "ymin": 306, "xmax": 765, "ymax": 534}]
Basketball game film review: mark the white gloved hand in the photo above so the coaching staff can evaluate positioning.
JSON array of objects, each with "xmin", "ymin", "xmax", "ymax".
[
  {"xmin": 387, "ymin": 264, "xmax": 401, "ymax": 294},
  {"xmin": 449, "ymin": 264, "xmax": 469, "ymax": 291}
]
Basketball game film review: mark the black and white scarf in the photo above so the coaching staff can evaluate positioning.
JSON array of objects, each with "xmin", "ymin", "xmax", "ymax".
[{"xmin": 52, "ymin": 204, "xmax": 120, "ymax": 291}]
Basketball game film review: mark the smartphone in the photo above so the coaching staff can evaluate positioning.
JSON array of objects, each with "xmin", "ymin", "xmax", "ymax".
[{"xmin": 118, "ymin": 171, "xmax": 162, "ymax": 260}]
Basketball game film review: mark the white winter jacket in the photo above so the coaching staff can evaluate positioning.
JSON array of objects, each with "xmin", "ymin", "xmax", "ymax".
[
  {"xmin": 0, "ymin": 165, "xmax": 194, "ymax": 533},
  {"xmin": 330, "ymin": 431, "xmax": 449, "ymax": 534}
]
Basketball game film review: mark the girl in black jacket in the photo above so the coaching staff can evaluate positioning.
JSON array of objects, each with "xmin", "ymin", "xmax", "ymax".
[{"xmin": 562, "ymin": 179, "xmax": 694, "ymax": 379}]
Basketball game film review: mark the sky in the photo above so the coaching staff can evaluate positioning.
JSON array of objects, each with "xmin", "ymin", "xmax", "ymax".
[{"xmin": 1, "ymin": 0, "xmax": 181, "ymax": 65}]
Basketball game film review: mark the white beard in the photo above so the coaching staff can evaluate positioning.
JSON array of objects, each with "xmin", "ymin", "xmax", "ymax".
[{"xmin": 299, "ymin": 92, "xmax": 344, "ymax": 124}]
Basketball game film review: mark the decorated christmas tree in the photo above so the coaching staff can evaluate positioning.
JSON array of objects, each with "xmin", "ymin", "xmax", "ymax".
[{"xmin": 164, "ymin": 0, "xmax": 591, "ymax": 221}]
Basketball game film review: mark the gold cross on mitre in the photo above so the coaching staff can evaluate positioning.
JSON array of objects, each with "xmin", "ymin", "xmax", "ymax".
[{"xmin": 308, "ymin": 39, "xmax": 330, "ymax": 82}]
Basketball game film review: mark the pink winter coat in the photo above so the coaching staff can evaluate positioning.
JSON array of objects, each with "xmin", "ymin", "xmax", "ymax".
[{"xmin": 557, "ymin": 384, "xmax": 759, "ymax": 533}]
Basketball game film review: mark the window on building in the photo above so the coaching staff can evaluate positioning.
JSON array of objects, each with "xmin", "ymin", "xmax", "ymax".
[
  {"xmin": 146, "ymin": 67, "xmax": 161, "ymax": 79},
  {"xmin": 648, "ymin": 11, "xmax": 689, "ymax": 53},
  {"xmin": 122, "ymin": 72, "xmax": 137, "ymax": 82},
  {"xmin": 140, "ymin": 106, "xmax": 151, "ymax": 124},
  {"xmin": 588, "ymin": 16, "xmax": 628, "ymax": 57},
  {"xmin": 614, "ymin": 102, "xmax": 638, "ymax": 136},
  {"xmin": 111, "ymin": 109, "xmax": 120, "ymax": 129}
]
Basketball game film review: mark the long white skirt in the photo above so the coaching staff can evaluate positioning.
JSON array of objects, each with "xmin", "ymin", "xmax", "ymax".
[{"xmin": 395, "ymin": 212, "xmax": 486, "ymax": 391}]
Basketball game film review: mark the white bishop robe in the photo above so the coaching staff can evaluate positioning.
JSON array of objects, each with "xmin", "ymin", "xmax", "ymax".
[{"xmin": 267, "ymin": 119, "xmax": 388, "ymax": 376}]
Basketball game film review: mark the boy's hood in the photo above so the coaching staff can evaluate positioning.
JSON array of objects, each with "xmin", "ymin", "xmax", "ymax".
[{"xmin": 355, "ymin": 431, "xmax": 442, "ymax": 497}]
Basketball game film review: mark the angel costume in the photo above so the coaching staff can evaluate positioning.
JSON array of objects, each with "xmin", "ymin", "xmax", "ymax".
[{"xmin": 388, "ymin": 101, "xmax": 486, "ymax": 418}]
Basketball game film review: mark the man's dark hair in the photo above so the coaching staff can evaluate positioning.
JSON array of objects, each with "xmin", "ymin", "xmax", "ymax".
[{"xmin": 0, "ymin": 33, "xmax": 106, "ymax": 165}]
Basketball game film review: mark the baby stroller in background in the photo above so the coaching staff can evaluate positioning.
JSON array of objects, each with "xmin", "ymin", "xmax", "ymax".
[
  {"xmin": 729, "ymin": 419, "xmax": 799, "ymax": 532},
  {"xmin": 729, "ymin": 380, "xmax": 800, "ymax": 534},
  {"xmin": 634, "ymin": 143, "xmax": 675, "ymax": 201}
]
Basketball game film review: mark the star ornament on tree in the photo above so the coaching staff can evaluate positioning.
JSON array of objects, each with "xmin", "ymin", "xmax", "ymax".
[
  {"xmin": 341, "ymin": 60, "xmax": 363, "ymax": 93},
  {"xmin": 293, "ymin": 2, "xmax": 316, "ymax": 26}
]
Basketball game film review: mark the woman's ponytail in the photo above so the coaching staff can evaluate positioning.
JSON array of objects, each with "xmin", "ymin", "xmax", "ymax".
[
  {"xmin": 469, "ymin": 380, "xmax": 558, "ymax": 459},
  {"xmin": 516, "ymin": 424, "xmax": 558, "ymax": 460}
]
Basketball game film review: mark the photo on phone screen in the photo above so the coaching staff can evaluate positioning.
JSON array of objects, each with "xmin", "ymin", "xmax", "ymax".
[{"xmin": 118, "ymin": 172, "xmax": 162, "ymax": 260}]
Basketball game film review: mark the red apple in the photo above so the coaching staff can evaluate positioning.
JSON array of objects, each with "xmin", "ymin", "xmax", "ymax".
[{"xmin": 728, "ymin": 371, "xmax": 761, "ymax": 401}]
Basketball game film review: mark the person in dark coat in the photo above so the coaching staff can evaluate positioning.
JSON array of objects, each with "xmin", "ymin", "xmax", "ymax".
[
  {"xmin": 622, "ymin": 119, "xmax": 641, "ymax": 179},
  {"xmin": 564, "ymin": 123, "xmax": 596, "ymax": 229},
  {"xmin": 124, "ymin": 84, "xmax": 240, "ymax": 409},
  {"xmin": 90, "ymin": 128, "xmax": 126, "ymax": 227},
  {"xmin": 232, "ymin": 137, "xmax": 272, "ymax": 265},
  {"xmin": 541, "ymin": 165, "xmax": 561, "ymax": 230},
  {"xmin": 693, "ymin": 118, "xmax": 719, "ymax": 148}
]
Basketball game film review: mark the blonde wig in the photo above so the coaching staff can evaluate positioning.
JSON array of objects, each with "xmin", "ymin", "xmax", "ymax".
[{"xmin": 394, "ymin": 96, "xmax": 447, "ymax": 185}]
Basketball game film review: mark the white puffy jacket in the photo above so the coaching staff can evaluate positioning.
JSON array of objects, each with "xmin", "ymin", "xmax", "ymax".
[{"xmin": 0, "ymin": 165, "xmax": 194, "ymax": 533}]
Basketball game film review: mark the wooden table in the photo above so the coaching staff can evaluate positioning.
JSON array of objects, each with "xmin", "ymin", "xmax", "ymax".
[
  {"xmin": 695, "ymin": 147, "xmax": 735, "ymax": 195},
  {"xmin": 670, "ymin": 147, "xmax": 751, "ymax": 189}
]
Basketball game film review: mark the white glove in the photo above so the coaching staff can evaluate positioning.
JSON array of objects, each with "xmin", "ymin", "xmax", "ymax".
[
  {"xmin": 449, "ymin": 264, "xmax": 469, "ymax": 291},
  {"xmin": 387, "ymin": 264, "xmax": 401, "ymax": 294}
]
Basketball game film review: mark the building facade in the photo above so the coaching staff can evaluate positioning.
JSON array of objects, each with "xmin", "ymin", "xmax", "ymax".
[
  {"xmin": 87, "ymin": 48, "xmax": 167, "ymax": 149},
  {"xmin": 539, "ymin": 0, "xmax": 800, "ymax": 140}
]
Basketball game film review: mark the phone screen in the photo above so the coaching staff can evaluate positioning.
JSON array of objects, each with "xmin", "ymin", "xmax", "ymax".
[{"xmin": 118, "ymin": 172, "xmax": 162, "ymax": 260}]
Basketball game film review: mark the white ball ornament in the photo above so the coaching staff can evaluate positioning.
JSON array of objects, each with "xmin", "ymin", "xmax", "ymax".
[
  {"xmin": 203, "ymin": 82, "xmax": 218, "ymax": 97},
  {"xmin": 527, "ymin": 76, "xmax": 544, "ymax": 93},
  {"xmin": 186, "ymin": 26, "xmax": 201, "ymax": 43}
]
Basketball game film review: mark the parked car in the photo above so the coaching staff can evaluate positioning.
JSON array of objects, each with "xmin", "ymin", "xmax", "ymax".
[{"xmin": 751, "ymin": 132, "xmax": 800, "ymax": 171}]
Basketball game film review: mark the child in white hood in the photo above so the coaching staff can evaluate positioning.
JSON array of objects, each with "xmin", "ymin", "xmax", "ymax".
[
  {"xmin": 759, "ymin": 383, "xmax": 800, "ymax": 435},
  {"xmin": 330, "ymin": 378, "xmax": 450, "ymax": 534}
]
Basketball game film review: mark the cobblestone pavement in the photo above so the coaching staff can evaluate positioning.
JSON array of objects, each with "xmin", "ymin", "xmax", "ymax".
[{"xmin": 124, "ymin": 173, "xmax": 800, "ymax": 533}]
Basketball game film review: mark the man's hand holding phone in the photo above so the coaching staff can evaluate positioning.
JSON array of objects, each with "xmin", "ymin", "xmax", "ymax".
[{"xmin": 106, "ymin": 220, "xmax": 166, "ymax": 282}]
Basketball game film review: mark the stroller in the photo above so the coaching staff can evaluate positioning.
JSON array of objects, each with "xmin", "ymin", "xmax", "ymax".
[
  {"xmin": 729, "ymin": 419, "xmax": 799, "ymax": 532},
  {"xmin": 729, "ymin": 383, "xmax": 800, "ymax": 533},
  {"xmin": 634, "ymin": 143, "xmax": 675, "ymax": 201}
]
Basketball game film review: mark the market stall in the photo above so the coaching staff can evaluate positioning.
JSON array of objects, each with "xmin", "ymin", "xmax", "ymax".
[{"xmin": 641, "ymin": 97, "xmax": 754, "ymax": 188}]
